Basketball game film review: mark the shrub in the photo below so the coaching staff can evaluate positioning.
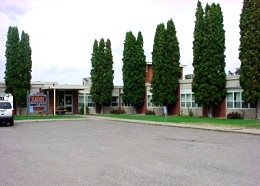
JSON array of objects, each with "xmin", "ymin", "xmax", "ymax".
[
  {"xmin": 178, "ymin": 109, "xmax": 183, "ymax": 116},
  {"xmin": 241, "ymin": 109, "xmax": 245, "ymax": 119},
  {"xmin": 227, "ymin": 112, "xmax": 242, "ymax": 119},
  {"xmin": 145, "ymin": 110, "xmax": 155, "ymax": 115},
  {"xmin": 110, "ymin": 110, "xmax": 126, "ymax": 114},
  {"xmin": 188, "ymin": 107, "xmax": 194, "ymax": 117},
  {"xmin": 80, "ymin": 106, "xmax": 90, "ymax": 115}
]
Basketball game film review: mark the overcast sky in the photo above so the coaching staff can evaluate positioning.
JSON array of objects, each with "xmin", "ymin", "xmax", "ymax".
[{"xmin": 0, "ymin": 0, "xmax": 243, "ymax": 85}]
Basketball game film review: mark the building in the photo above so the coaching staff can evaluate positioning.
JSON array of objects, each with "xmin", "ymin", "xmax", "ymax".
[{"xmin": 0, "ymin": 63, "xmax": 257, "ymax": 119}]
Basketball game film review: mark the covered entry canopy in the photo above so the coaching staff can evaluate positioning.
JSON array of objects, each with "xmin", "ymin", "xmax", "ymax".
[{"xmin": 41, "ymin": 84, "xmax": 88, "ymax": 115}]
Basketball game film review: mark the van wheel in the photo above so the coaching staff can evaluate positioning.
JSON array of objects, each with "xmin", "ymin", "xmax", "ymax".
[{"xmin": 10, "ymin": 119, "xmax": 14, "ymax": 126}]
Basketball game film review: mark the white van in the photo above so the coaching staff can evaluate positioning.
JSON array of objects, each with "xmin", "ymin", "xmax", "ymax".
[{"xmin": 0, "ymin": 101, "xmax": 14, "ymax": 126}]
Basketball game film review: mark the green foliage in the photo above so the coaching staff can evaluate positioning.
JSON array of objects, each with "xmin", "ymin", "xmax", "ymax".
[
  {"xmin": 5, "ymin": 27, "xmax": 32, "ymax": 107},
  {"xmin": 178, "ymin": 109, "xmax": 183, "ymax": 116},
  {"xmin": 192, "ymin": 1, "xmax": 204, "ymax": 75},
  {"xmin": 239, "ymin": 0, "xmax": 260, "ymax": 105},
  {"xmin": 227, "ymin": 112, "xmax": 242, "ymax": 119},
  {"xmin": 5, "ymin": 26, "xmax": 20, "ymax": 94},
  {"xmin": 188, "ymin": 107, "xmax": 194, "ymax": 117},
  {"xmin": 122, "ymin": 31, "xmax": 146, "ymax": 107},
  {"xmin": 151, "ymin": 19, "xmax": 181, "ymax": 106},
  {"xmin": 145, "ymin": 110, "xmax": 155, "ymax": 115},
  {"xmin": 79, "ymin": 106, "xmax": 90, "ymax": 115},
  {"xmin": 16, "ymin": 31, "xmax": 32, "ymax": 104},
  {"xmin": 90, "ymin": 38, "xmax": 114, "ymax": 106},
  {"xmin": 192, "ymin": 2, "xmax": 226, "ymax": 117}
]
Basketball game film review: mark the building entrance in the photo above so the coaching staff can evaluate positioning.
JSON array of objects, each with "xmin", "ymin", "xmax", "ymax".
[{"xmin": 58, "ymin": 90, "xmax": 73, "ymax": 114}]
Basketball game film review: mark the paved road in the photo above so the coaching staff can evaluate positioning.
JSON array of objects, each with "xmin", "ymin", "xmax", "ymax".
[{"xmin": 0, "ymin": 118, "xmax": 260, "ymax": 186}]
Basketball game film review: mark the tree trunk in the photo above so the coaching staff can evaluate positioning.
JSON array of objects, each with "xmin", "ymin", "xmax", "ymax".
[
  {"xmin": 16, "ymin": 102, "xmax": 20, "ymax": 115},
  {"xmin": 257, "ymin": 99, "xmax": 260, "ymax": 120},
  {"xmin": 133, "ymin": 105, "xmax": 137, "ymax": 114},
  {"xmin": 101, "ymin": 104, "xmax": 104, "ymax": 114},
  {"xmin": 207, "ymin": 104, "xmax": 213, "ymax": 118}
]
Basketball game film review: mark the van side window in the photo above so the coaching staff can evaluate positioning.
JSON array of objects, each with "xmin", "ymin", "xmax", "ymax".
[{"xmin": 0, "ymin": 102, "xmax": 12, "ymax": 109}]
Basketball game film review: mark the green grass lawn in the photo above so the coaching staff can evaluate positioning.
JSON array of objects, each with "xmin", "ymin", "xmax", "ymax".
[
  {"xmin": 14, "ymin": 114, "xmax": 260, "ymax": 129},
  {"xmin": 14, "ymin": 115, "xmax": 85, "ymax": 120},
  {"xmin": 101, "ymin": 114, "xmax": 260, "ymax": 129}
]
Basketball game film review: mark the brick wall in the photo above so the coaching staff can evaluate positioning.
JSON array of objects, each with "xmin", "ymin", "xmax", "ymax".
[
  {"xmin": 168, "ymin": 84, "xmax": 181, "ymax": 115},
  {"xmin": 145, "ymin": 64, "xmax": 153, "ymax": 83},
  {"xmin": 213, "ymin": 97, "xmax": 226, "ymax": 117},
  {"xmin": 73, "ymin": 90, "xmax": 79, "ymax": 114},
  {"xmin": 202, "ymin": 98, "xmax": 226, "ymax": 118}
]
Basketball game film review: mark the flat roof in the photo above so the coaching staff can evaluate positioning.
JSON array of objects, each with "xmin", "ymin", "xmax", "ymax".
[{"xmin": 41, "ymin": 84, "xmax": 88, "ymax": 90}]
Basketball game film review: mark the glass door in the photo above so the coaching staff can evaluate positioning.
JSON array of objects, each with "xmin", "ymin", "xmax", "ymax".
[{"xmin": 64, "ymin": 95, "xmax": 73, "ymax": 114}]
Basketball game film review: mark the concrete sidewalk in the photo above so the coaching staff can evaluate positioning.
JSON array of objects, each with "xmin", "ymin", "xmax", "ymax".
[{"xmin": 87, "ymin": 115, "xmax": 260, "ymax": 136}]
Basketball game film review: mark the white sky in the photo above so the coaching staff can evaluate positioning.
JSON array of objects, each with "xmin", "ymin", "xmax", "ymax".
[{"xmin": 0, "ymin": 0, "xmax": 243, "ymax": 85}]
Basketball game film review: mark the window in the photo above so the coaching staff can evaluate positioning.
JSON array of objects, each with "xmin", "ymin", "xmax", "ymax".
[
  {"xmin": 226, "ymin": 91, "xmax": 256, "ymax": 109},
  {"xmin": 104, "ymin": 96, "xmax": 119, "ymax": 107},
  {"xmin": 0, "ymin": 102, "xmax": 12, "ymax": 109},
  {"xmin": 147, "ymin": 94, "xmax": 162, "ymax": 107},
  {"xmin": 121, "ymin": 99, "xmax": 132, "ymax": 107},
  {"xmin": 147, "ymin": 95, "xmax": 153, "ymax": 107},
  {"xmin": 87, "ymin": 96, "xmax": 95, "ymax": 107},
  {"xmin": 180, "ymin": 93, "xmax": 198, "ymax": 108},
  {"xmin": 111, "ymin": 96, "xmax": 118, "ymax": 106},
  {"xmin": 78, "ymin": 94, "xmax": 95, "ymax": 108}
]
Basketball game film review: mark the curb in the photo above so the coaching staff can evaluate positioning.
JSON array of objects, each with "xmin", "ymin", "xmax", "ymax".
[
  {"xmin": 13, "ymin": 116, "xmax": 260, "ymax": 136},
  {"xmin": 88, "ymin": 116, "xmax": 260, "ymax": 136}
]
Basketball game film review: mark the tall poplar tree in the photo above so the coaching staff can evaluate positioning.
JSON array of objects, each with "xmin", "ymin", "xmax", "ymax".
[
  {"xmin": 5, "ymin": 26, "xmax": 20, "ymax": 94},
  {"xmin": 151, "ymin": 23, "xmax": 166, "ymax": 106},
  {"xmin": 122, "ymin": 31, "xmax": 146, "ymax": 113},
  {"xmin": 90, "ymin": 38, "xmax": 114, "ymax": 114},
  {"xmin": 192, "ymin": 2, "xmax": 226, "ymax": 118},
  {"xmin": 192, "ymin": 1, "xmax": 204, "ymax": 94},
  {"xmin": 16, "ymin": 31, "xmax": 32, "ymax": 105},
  {"xmin": 151, "ymin": 19, "xmax": 181, "ymax": 109},
  {"xmin": 239, "ymin": 0, "xmax": 260, "ymax": 119},
  {"xmin": 5, "ymin": 27, "xmax": 32, "ymax": 114},
  {"xmin": 104, "ymin": 38, "xmax": 114, "ymax": 107}
]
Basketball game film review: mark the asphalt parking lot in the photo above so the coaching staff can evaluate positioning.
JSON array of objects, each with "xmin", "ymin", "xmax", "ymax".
[{"xmin": 1, "ymin": 118, "xmax": 260, "ymax": 186}]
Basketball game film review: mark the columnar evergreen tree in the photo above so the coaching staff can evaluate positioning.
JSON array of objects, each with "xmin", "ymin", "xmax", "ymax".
[
  {"xmin": 5, "ymin": 26, "xmax": 20, "ymax": 94},
  {"xmin": 104, "ymin": 38, "xmax": 114, "ymax": 107},
  {"xmin": 192, "ymin": 2, "xmax": 226, "ymax": 118},
  {"xmin": 151, "ymin": 19, "xmax": 181, "ymax": 109},
  {"xmin": 239, "ymin": 0, "xmax": 260, "ymax": 119},
  {"xmin": 164, "ymin": 19, "xmax": 181, "ymax": 103},
  {"xmin": 5, "ymin": 26, "xmax": 32, "ymax": 114},
  {"xmin": 122, "ymin": 32, "xmax": 136, "ymax": 107},
  {"xmin": 16, "ymin": 31, "xmax": 32, "ymax": 105},
  {"xmin": 150, "ymin": 24, "xmax": 166, "ymax": 106},
  {"xmin": 90, "ymin": 40, "xmax": 99, "ymax": 106},
  {"xmin": 122, "ymin": 31, "xmax": 146, "ymax": 113},
  {"xmin": 90, "ymin": 38, "xmax": 114, "ymax": 114},
  {"xmin": 192, "ymin": 1, "xmax": 204, "ymax": 93}
]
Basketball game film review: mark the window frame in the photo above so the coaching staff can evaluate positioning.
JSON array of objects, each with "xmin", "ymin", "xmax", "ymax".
[
  {"xmin": 180, "ymin": 92, "xmax": 199, "ymax": 108},
  {"xmin": 226, "ymin": 90, "xmax": 256, "ymax": 109}
]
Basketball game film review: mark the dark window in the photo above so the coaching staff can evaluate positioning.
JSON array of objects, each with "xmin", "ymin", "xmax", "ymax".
[{"xmin": 0, "ymin": 102, "xmax": 12, "ymax": 109}]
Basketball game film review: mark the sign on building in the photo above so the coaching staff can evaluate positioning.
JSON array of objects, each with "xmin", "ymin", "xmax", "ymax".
[{"xmin": 29, "ymin": 92, "xmax": 47, "ymax": 113}]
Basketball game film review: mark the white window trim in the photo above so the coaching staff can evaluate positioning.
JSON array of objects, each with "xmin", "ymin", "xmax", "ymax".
[{"xmin": 226, "ymin": 90, "xmax": 256, "ymax": 109}]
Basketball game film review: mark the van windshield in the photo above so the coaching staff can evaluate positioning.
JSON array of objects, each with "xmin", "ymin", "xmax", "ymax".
[{"xmin": 0, "ymin": 102, "xmax": 12, "ymax": 109}]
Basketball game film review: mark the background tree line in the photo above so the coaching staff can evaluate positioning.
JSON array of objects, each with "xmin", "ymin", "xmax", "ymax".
[
  {"xmin": 4, "ymin": 0, "xmax": 259, "ymax": 119},
  {"xmin": 90, "ymin": 0, "xmax": 260, "ymax": 119}
]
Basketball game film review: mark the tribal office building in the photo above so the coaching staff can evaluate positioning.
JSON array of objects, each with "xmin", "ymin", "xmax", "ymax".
[{"xmin": 0, "ymin": 63, "xmax": 256, "ymax": 119}]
